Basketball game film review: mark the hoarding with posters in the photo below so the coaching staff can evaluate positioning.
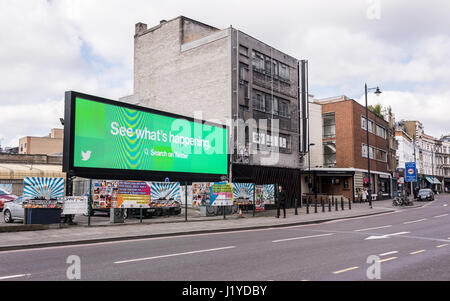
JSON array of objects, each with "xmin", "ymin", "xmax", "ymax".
[
  {"xmin": 149, "ymin": 182, "xmax": 181, "ymax": 208},
  {"xmin": 116, "ymin": 181, "xmax": 151, "ymax": 208},
  {"xmin": 92, "ymin": 180, "xmax": 118, "ymax": 209},
  {"xmin": 210, "ymin": 183, "xmax": 233, "ymax": 206},
  {"xmin": 63, "ymin": 92, "xmax": 228, "ymax": 181},
  {"xmin": 255, "ymin": 185, "xmax": 275, "ymax": 212},
  {"xmin": 232, "ymin": 183, "xmax": 255, "ymax": 205},
  {"xmin": 192, "ymin": 182, "xmax": 213, "ymax": 206},
  {"xmin": 23, "ymin": 177, "xmax": 65, "ymax": 200}
]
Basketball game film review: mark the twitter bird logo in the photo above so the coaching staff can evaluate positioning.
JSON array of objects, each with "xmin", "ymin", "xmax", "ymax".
[{"xmin": 81, "ymin": 150, "xmax": 92, "ymax": 161}]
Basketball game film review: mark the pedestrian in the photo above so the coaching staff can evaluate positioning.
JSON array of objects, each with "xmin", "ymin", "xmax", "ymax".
[
  {"xmin": 362, "ymin": 188, "xmax": 368, "ymax": 203},
  {"xmin": 276, "ymin": 185, "xmax": 287, "ymax": 218}
]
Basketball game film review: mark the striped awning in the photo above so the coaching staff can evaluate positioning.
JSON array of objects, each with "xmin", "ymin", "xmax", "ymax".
[{"xmin": 425, "ymin": 176, "xmax": 441, "ymax": 185}]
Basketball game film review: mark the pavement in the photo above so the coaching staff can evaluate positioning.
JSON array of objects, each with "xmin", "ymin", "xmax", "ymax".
[{"xmin": 0, "ymin": 198, "xmax": 416, "ymax": 251}]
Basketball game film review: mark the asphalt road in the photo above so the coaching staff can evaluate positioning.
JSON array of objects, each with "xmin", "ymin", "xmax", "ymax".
[{"xmin": 0, "ymin": 194, "xmax": 449, "ymax": 281}]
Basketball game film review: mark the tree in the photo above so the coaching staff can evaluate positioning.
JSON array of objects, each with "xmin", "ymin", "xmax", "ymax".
[{"xmin": 369, "ymin": 103, "xmax": 384, "ymax": 119}]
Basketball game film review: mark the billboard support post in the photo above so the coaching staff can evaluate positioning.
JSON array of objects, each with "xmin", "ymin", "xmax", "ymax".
[
  {"xmin": 88, "ymin": 178, "xmax": 92, "ymax": 227},
  {"xmin": 185, "ymin": 182, "xmax": 188, "ymax": 222}
]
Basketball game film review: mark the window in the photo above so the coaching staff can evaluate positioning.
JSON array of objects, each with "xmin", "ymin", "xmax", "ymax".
[
  {"xmin": 280, "ymin": 134, "xmax": 291, "ymax": 153},
  {"xmin": 362, "ymin": 143, "xmax": 368, "ymax": 158},
  {"xmin": 265, "ymin": 57, "xmax": 272, "ymax": 75},
  {"xmin": 239, "ymin": 62, "xmax": 248, "ymax": 80},
  {"xmin": 361, "ymin": 116, "xmax": 367, "ymax": 130},
  {"xmin": 278, "ymin": 100, "xmax": 289, "ymax": 118},
  {"xmin": 238, "ymin": 105, "xmax": 249, "ymax": 119},
  {"xmin": 252, "ymin": 51, "xmax": 264, "ymax": 72},
  {"xmin": 272, "ymin": 60, "xmax": 278, "ymax": 77},
  {"xmin": 369, "ymin": 146, "xmax": 374, "ymax": 159},
  {"xmin": 239, "ymin": 45, "xmax": 248, "ymax": 57},
  {"xmin": 265, "ymin": 94, "xmax": 272, "ymax": 114},
  {"xmin": 323, "ymin": 113, "xmax": 336, "ymax": 138},
  {"xmin": 279, "ymin": 63, "xmax": 290, "ymax": 81},
  {"xmin": 240, "ymin": 80, "xmax": 249, "ymax": 99},
  {"xmin": 252, "ymin": 91, "xmax": 265, "ymax": 111},
  {"xmin": 324, "ymin": 142, "xmax": 337, "ymax": 166},
  {"xmin": 368, "ymin": 120, "xmax": 374, "ymax": 133},
  {"xmin": 376, "ymin": 125, "xmax": 386, "ymax": 139}
]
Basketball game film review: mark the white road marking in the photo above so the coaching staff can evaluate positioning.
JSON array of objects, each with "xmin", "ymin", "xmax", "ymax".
[
  {"xmin": 403, "ymin": 219, "xmax": 427, "ymax": 224},
  {"xmin": 379, "ymin": 251, "xmax": 399, "ymax": 256},
  {"xmin": 443, "ymin": 204, "xmax": 448, "ymax": 207},
  {"xmin": 378, "ymin": 257, "xmax": 397, "ymax": 263},
  {"xmin": 365, "ymin": 232, "xmax": 410, "ymax": 240},
  {"xmin": 0, "ymin": 274, "xmax": 31, "ymax": 280},
  {"xmin": 333, "ymin": 266, "xmax": 359, "ymax": 274},
  {"xmin": 433, "ymin": 214, "xmax": 448, "ymax": 218},
  {"xmin": 354, "ymin": 225, "xmax": 392, "ymax": 232},
  {"xmin": 410, "ymin": 249, "xmax": 426, "ymax": 255},
  {"xmin": 436, "ymin": 244, "xmax": 448, "ymax": 248},
  {"xmin": 272, "ymin": 233, "xmax": 334, "ymax": 243},
  {"xmin": 114, "ymin": 246, "xmax": 236, "ymax": 264}
]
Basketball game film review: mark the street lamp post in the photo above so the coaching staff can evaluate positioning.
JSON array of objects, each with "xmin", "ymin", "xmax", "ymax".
[{"xmin": 365, "ymin": 84, "xmax": 382, "ymax": 209}]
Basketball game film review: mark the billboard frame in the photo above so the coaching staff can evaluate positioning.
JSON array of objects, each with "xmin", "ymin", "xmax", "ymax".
[{"xmin": 63, "ymin": 91, "xmax": 229, "ymax": 182}]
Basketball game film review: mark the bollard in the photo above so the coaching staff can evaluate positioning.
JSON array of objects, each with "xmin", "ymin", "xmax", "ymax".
[
  {"xmin": 335, "ymin": 196, "xmax": 338, "ymax": 211},
  {"xmin": 295, "ymin": 198, "xmax": 298, "ymax": 215},
  {"xmin": 328, "ymin": 197, "xmax": 332, "ymax": 212},
  {"xmin": 341, "ymin": 197, "xmax": 344, "ymax": 211},
  {"xmin": 321, "ymin": 197, "xmax": 325, "ymax": 212},
  {"xmin": 349, "ymin": 198, "xmax": 352, "ymax": 210},
  {"xmin": 314, "ymin": 197, "xmax": 318, "ymax": 213},
  {"xmin": 307, "ymin": 197, "xmax": 310, "ymax": 214}
]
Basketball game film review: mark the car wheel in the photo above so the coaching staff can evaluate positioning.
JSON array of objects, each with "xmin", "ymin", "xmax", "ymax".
[{"xmin": 4, "ymin": 210, "xmax": 13, "ymax": 223}]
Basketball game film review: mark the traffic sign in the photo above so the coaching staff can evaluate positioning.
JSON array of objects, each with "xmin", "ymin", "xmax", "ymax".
[{"xmin": 405, "ymin": 162, "xmax": 417, "ymax": 182}]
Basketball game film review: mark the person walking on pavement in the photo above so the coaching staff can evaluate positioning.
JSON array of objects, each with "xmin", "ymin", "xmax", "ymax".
[
  {"xmin": 362, "ymin": 188, "xmax": 368, "ymax": 203},
  {"xmin": 276, "ymin": 185, "xmax": 287, "ymax": 218}
]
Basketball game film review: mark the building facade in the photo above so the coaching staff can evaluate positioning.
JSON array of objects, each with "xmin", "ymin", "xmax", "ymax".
[
  {"xmin": 18, "ymin": 128, "xmax": 63, "ymax": 156},
  {"xmin": 121, "ymin": 16, "xmax": 308, "ymax": 205},
  {"xmin": 304, "ymin": 96, "xmax": 394, "ymax": 201}
]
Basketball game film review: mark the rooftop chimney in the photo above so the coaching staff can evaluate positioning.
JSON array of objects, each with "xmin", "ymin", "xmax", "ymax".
[{"xmin": 135, "ymin": 22, "xmax": 147, "ymax": 35}]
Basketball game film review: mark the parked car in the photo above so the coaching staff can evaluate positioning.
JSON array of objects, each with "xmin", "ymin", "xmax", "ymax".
[
  {"xmin": 3, "ymin": 196, "xmax": 26, "ymax": 223},
  {"xmin": 0, "ymin": 188, "xmax": 18, "ymax": 212},
  {"xmin": 417, "ymin": 189, "xmax": 434, "ymax": 202}
]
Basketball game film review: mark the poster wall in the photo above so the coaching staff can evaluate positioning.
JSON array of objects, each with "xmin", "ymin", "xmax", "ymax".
[
  {"xmin": 149, "ymin": 182, "xmax": 181, "ymax": 208},
  {"xmin": 116, "ymin": 181, "xmax": 150, "ymax": 208},
  {"xmin": 255, "ymin": 185, "xmax": 275, "ymax": 212},
  {"xmin": 210, "ymin": 183, "xmax": 233, "ymax": 206},
  {"xmin": 232, "ymin": 183, "xmax": 255, "ymax": 205},
  {"xmin": 92, "ymin": 180, "xmax": 118, "ymax": 209},
  {"xmin": 180, "ymin": 185, "xmax": 193, "ymax": 206},
  {"xmin": 192, "ymin": 182, "xmax": 213, "ymax": 206},
  {"xmin": 23, "ymin": 177, "xmax": 65, "ymax": 200}
]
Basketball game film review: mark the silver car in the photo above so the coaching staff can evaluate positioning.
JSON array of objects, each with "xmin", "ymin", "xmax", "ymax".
[{"xmin": 3, "ymin": 196, "xmax": 25, "ymax": 223}]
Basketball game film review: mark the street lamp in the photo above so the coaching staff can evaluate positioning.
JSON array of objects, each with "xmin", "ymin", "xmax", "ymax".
[
  {"xmin": 365, "ymin": 84, "xmax": 382, "ymax": 209},
  {"xmin": 308, "ymin": 143, "xmax": 315, "ymax": 195}
]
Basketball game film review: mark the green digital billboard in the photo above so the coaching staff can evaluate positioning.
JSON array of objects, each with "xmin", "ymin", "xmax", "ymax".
[{"xmin": 66, "ymin": 93, "xmax": 228, "ymax": 177}]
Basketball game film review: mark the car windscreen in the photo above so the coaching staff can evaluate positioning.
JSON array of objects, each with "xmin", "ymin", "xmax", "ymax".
[
  {"xmin": 418, "ymin": 190, "xmax": 430, "ymax": 195},
  {"xmin": 0, "ymin": 189, "xmax": 7, "ymax": 196}
]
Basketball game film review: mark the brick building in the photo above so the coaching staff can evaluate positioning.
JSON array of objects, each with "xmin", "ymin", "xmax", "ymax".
[
  {"xmin": 121, "ymin": 16, "xmax": 309, "ymax": 205},
  {"xmin": 305, "ymin": 96, "xmax": 394, "ymax": 201},
  {"xmin": 18, "ymin": 128, "xmax": 64, "ymax": 156}
]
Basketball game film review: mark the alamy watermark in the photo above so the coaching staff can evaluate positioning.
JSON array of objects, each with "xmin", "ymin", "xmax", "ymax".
[
  {"xmin": 366, "ymin": 0, "xmax": 381, "ymax": 20},
  {"xmin": 66, "ymin": 255, "xmax": 81, "ymax": 280},
  {"xmin": 366, "ymin": 255, "xmax": 381, "ymax": 280}
]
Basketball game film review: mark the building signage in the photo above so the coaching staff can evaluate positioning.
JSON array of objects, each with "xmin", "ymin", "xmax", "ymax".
[{"xmin": 63, "ymin": 92, "xmax": 228, "ymax": 180}]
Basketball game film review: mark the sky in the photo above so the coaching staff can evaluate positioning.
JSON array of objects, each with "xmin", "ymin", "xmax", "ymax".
[{"xmin": 1, "ymin": 0, "xmax": 449, "ymax": 147}]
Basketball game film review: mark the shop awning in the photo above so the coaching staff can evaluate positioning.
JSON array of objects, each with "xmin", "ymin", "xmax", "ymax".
[
  {"xmin": 0, "ymin": 163, "xmax": 65, "ymax": 180},
  {"xmin": 425, "ymin": 176, "xmax": 441, "ymax": 185}
]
